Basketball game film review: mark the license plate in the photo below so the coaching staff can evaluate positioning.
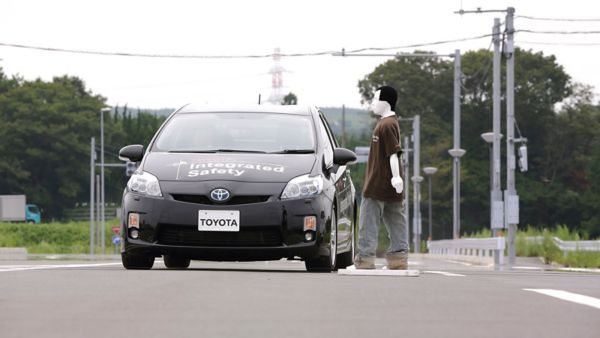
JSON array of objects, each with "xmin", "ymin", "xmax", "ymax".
[{"xmin": 198, "ymin": 210, "xmax": 240, "ymax": 232}]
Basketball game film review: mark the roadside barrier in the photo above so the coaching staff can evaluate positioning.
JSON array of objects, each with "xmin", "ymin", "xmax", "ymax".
[
  {"xmin": 0, "ymin": 247, "xmax": 28, "ymax": 260},
  {"xmin": 526, "ymin": 236, "xmax": 600, "ymax": 252},
  {"xmin": 427, "ymin": 237, "xmax": 505, "ymax": 265}
]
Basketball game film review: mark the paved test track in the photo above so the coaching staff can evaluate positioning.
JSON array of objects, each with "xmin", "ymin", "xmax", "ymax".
[{"xmin": 1, "ymin": 256, "xmax": 598, "ymax": 338}]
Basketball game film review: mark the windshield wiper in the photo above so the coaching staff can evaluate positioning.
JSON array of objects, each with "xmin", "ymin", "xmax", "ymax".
[
  {"xmin": 269, "ymin": 149, "xmax": 315, "ymax": 154},
  {"xmin": 215, "ymin": 149, "xmax": 267, "ymax": 154}
]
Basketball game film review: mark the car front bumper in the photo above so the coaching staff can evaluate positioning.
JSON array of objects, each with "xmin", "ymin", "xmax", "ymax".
[{"xmin": 121, "ymin": 188, "xmax": 333, "ymax": 261}]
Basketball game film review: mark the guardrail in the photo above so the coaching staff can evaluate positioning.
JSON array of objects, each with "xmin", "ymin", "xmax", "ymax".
[
  {"xmin": 0, "ymin": 247, "xmax": 28, "ymax": 260},
  {"xmin": 526, "ymin": 236, "xmax": 600, "ymax": 252},
  {"xmin": 427, "ymin": 237, "xmax": 505, "ymax": 265}
]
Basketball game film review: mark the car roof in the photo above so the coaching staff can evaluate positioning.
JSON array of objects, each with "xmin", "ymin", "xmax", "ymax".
[{"xmin": 175, "ymin": 104, "xmax": 314, "ymax": 116}]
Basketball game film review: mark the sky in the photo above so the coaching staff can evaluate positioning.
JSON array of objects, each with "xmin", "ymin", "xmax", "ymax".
[{"xmin": 1, "ymin": 0, "xmax": 599, "ymax": 109}]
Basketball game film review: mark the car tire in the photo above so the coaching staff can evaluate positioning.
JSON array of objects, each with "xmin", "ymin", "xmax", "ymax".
[
  {"xmin": 305, "ymin": 206, "xmax": 338, "ymax": 272},
  {"xmin": 163, "ymin": 255, "xmax": 191, "ymax": 269},
  {"xmin": 121, "ymin": 253, "xmax": 155, "ymax": 270}
]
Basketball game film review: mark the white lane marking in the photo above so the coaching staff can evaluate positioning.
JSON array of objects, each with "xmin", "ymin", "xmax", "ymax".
[
  {"xmin": 513, "ymin": 266, "xmax": 544, "ymax": 271},
  {"xmin": 338, "ymin": 268, "xmax": 420, "ymax": 277},
  {"xmin": 423, "ymin": 270, "xmax": 466, "ymax": 277},
  {"xmin": 0, "ymin": 262, "xmax": 123, "ymax": 272},
  {"xmin": 524, "ymin": 289, "xmax": 600, "ymax": 310},
  {"xmin": 557, "ymin": 267, "xmax": 600, "ymax": 274},
  {"xmin": 443, "ymin": 260, "xmax": 479, "ymax": 267}
]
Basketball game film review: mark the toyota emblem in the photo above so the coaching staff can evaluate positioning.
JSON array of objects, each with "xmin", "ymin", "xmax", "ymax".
[{"xmin": 210, "ymin": 188, "xmax": 231, "ymax": 202}]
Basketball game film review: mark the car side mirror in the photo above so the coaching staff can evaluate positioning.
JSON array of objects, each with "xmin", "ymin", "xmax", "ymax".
[
  {"xmin": 333, "ymin": 148, "xmax": 357, "ymax": 166},
  {"xmin": 119, "ymin": 144, "xmax": 144, "ymax": 162}
]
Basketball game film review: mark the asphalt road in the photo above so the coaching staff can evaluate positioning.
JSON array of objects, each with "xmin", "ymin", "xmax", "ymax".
[{"xmin": 1, "ymin": 256, "xmax": 599, "ymax": 338}]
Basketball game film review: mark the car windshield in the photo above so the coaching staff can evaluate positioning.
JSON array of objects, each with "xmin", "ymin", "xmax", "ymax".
[{"xmin": 152, "ymin": 112, "xmax": 316, "ymax": 153}]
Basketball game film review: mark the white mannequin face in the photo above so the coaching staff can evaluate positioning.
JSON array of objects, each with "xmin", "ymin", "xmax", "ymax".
[{"xmin": 371, "ymin": 90, "xmax": 391, "ymax": 116}]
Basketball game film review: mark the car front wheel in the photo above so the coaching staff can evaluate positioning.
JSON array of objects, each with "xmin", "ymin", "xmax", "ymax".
[
  {"xmin": 163, "ymin": 255, "xmax": 191, "ymax": 269},
  {"xmin": 122, "ymin": 253, "xmax": 155, "ymax": 270}
]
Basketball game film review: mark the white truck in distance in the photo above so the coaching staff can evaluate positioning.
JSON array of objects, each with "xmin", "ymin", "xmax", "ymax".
[{"xmin": 0, "ymin": 195, "xmax": 41, "ymax": 224}]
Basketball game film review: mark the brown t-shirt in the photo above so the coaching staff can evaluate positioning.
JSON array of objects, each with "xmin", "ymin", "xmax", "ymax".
[{"xmin": 362, "ymin": 115, "xmax": 403, "ymax": 202}]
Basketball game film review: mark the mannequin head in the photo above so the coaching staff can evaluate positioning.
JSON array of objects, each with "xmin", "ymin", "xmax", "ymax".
[{"xmin": 370, "ymin": 85, "xmax": 397, "ymax": 116}]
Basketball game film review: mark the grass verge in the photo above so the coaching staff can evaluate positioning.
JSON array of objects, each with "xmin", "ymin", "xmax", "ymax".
[{"xmin": 0, "ymin": 220, "xmax": 121, "ymax": 254}]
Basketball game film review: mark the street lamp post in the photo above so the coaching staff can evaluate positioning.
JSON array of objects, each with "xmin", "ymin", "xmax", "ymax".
[
  {"xmin": 100, "ymin": 107, "xmax": 111, "ymax": 255},
  {"xmin": 481, "ymin": 132, "xmax": 504, "ymax": 236},
  {"xmin": 449, "ymin": 49, "xmax": 465, "ymax": 240},
  {"xmin": 482, "ymin": 131, "xmax": 505, "ymax": 265},
  {"xmin": 422, "ymin": 167, "xmax": 438, "ymax": 241}
]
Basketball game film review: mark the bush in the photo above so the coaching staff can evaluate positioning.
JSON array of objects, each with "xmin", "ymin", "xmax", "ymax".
[
  {"xmin": 0, "ymin": 220, "xmax": 118, "ymax": 254},
  {"xmin": 541, "ymin": 231, "xmax": 562, "ymax": 264},
  {"xmin": 563, "ymin": 251, "xmax": 600, "ymax": 268}
]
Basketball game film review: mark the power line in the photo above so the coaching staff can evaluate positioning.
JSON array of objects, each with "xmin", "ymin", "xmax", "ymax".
[
  {"xmin": 517, "ymin": 40, "xmax": 600, "ymax": 46},
  {"xmin": 518, "ymin": 29, "xmax": 600, "ymax": 35},
  {"xmin": 517, "ymin": 15, "xmax": 600, "ymax": 22},
  {"xmin": 0, "ymin": 41, "xmax": 335, "ymax": 59},
  {"xmin": 341, "ymin": 33, "xmax": 494, "ymax": 53},
  {"xmin": 0, "ymin": 34, "xmax": 494, "ymax": 59}
]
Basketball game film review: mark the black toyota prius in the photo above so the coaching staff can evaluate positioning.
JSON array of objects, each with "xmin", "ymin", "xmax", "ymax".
[{"xmin": 118, "ymin": 105, "xmax": 357, "ymax": 272}]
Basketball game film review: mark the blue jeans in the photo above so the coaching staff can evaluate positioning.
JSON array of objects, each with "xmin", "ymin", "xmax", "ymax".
[{"xmin": 357, "ymin": 197, "xmax": 408, "ymax": 257}]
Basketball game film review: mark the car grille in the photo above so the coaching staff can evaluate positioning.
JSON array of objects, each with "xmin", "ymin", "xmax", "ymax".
[
  {"xmin": 157, "ymin": 224, "xmax": 283, "ymax": 247},
  {"xmin": 171, "ymin": 194, "xmax": 270, "ymax": 205}
]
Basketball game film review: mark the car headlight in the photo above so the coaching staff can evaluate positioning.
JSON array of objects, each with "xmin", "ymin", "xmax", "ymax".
[
  {"xmin": 281, "ymin": 174, "xmax": 323, "ymax": 200},
  {"xmin": 127, "ymin": 171, "xmax": 162, "ymax": 197}
]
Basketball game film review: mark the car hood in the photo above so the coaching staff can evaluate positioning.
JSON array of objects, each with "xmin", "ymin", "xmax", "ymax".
[{"xmin": 142, "ymin": 152, "xmax": 317, "ymax": 183}]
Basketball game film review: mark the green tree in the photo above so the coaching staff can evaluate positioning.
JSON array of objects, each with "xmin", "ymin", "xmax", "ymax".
[
  {"xmin": 281, "ymin": 92, "xmax": 298, "ymax": 105},
  {"xmin": 0, "ymin": 74, "xmax": 105, "ymax": 218}
]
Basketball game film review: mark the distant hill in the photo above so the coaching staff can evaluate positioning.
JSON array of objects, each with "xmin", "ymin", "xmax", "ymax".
[
  {"xmin": 319, "ymin": 106, "xmax": 372, "ymax": 137},
  {"xmin": 111, "ymin": 106, "xmax": 176, "ymax": 117}
]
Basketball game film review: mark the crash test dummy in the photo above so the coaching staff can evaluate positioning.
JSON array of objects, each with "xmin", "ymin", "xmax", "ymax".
[{"xmin": 355, "ymin": 85, "xmax": 408, "ymax": 270}]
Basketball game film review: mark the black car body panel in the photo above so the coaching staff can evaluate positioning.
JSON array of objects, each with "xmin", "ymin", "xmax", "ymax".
[{"xmin": 120, "ymin": 105, "xmax": 356, "ymax": 267}]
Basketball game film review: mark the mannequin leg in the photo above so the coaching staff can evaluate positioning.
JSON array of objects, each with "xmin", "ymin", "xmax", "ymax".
[
  {"xmin": 356, "ymin": 197, "xmax": 383, "ymax": 267},
  {"xmin": 382, "ymin": 201, "xmax": 408, "ymax": 269},
  {"xmin": 382, "ymin": 201, "xmax": 408, "ymax": 253}
]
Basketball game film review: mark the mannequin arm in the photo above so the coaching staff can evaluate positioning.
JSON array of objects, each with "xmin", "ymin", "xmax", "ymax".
[{"xmin": 390, "ymin": 153, "xmax": 403, "ymax": 194}]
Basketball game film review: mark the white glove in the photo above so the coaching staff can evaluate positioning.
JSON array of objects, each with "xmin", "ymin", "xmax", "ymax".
[{"xmin": 391, "ymin": 176, "xmax": 403, "ymax": 194}]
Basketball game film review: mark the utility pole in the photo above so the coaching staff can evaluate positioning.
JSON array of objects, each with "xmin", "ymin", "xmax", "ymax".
[
  {"xmin": 412, "ymin": 116, "xmax": 423, "ymax": 252},
  {"xmin": 491, "ymin": 17, "xmax": 505, "ymax": 264},
  {"xmin": 456, "ymin": 5, "xmax": 519, "ymax": 264},
  {"xmin": 399, "ymin": 117, "xmax": 416, "ymax": 252},
  {"xmin": 505, "ymin": 7, "xmax": 518, "ymax": 266},
  {"xmin": 96, "ymin": 174, "xmax": 101, "ymax": 247},
  {"xmin": 342, "ymin": 104, "xmax": 346, "ymax": 147},
  {"xmin": 448, "ymin": 49, "xmax": 466, "ymax": 239},
  {"xmin": 100, "ymin": 108, "xmax": 110, "ymax": 255},
  {"xmin": 89, "ymin": 137, "xmax": 95, "ymax": 257},
  {"xmin": 403, "ymin": 136, "xmax": 411, "ymax": 251}
]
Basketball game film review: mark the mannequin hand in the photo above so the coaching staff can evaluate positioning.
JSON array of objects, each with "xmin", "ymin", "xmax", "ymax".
[{"xmin": 391, "ymin": 176, "xmax": 403, "ymax": 194}]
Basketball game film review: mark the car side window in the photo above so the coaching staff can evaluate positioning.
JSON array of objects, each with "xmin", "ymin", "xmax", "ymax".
[
  {"xmin": 318, "ymin": 117, "xmax": 334, "ymax": 168},
  {"xmin": 319, "ymin": 112, "xmax": 339, "ymax": 148}
]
